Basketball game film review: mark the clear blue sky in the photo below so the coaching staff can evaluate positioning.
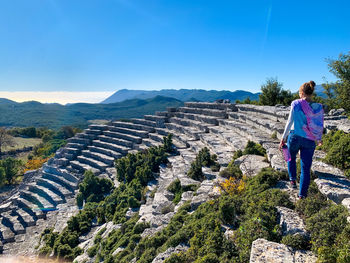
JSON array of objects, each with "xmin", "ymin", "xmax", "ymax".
[{"xmin": 0, "ymin": 0, "xmax": 349, "ymax": 95}]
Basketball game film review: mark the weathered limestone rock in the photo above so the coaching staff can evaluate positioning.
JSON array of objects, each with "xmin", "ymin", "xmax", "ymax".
[
  {"xmin": 313, "ymin": 161, "xmax": 350, "ymax": 204},
  {"xmin": 250, "ymin": 239, "xmax": 317, "ymax": 263},
  {"xmin": 276, "ymin": 206, "xmax": 308, "ymax": 236},
  {"xmin": 152, "ymin": 243, "xmax": 189, "ymax": 263},
  {"xmin": 263, "ymin": 143, "xmax": 287, "ymax": 172},
  {"xmin": 234, "ymin": 155, "xmax": 270, "ymax": 176},
  {"xmin": 74, "ymin": 222, "xmax": 122, "ymax": 263},
  {"xmin": 274, "ymin": 181, "xmax": 299, "ymax": 203}
]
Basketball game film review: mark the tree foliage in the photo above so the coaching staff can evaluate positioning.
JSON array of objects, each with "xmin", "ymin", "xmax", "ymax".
[
  {"xmin": 259, "ymin": 78, "xmax": 293, "ymax": 106},
  {"xmin": 323, "ymin": 52, "xmax": 350, "ymax": 112},
  {"xmin": 0, "ymin": 157, "xmax": 24, "ymax": 184},
  {"xmin": 76, "ymin": 170, "xmax": 114, "ymax": 207}
]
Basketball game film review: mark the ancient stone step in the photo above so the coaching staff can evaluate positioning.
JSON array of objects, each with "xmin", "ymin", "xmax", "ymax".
[
  {"xmin": 111, "ymin": 121, "xmax": 155, "ymax": 132},
  {"xmin": 67, "ymin": 137, "xmax": 91, "ymax": 146},
  {"xmin": 65, "ymin": 142, "xmax": 85, "ymax": 150},
  {"xmin": 130, "ymin": 118, "xmax": 157, "ymax": 128},
  {"xmin": 149, "ymin": 133, "xmax": 165, "ymax": 143},
  {"xmin": 184, "ymin": 102, "xmax": 238, "ymax": 111},
  {"xmin": 43, "ymin": 165, "xmax": 79, "ymax": 184},
  {"xmin": 102, "ymin": 130, "xmax": 141, "ymax": 144},
  {"xmin": 1, "ymin": 213, "xmax": 26, "ymax": 235},
  {"xmin": 0, "ymin": 224, "xmax": 15, "ymax": 244},
  {"xmin": 207, "ymin": 126, "xmax": 247, "ymax": 151},
  {"xmin": 37, "ymin": 178, "xmax": 73, "ymax": 198},
  {"xmin": 52, "ymin": 157, "xmax": 70, "ymax": 167},
  {"xmin": 60, "ymin": 147, "xmax": 81, "ymax": 156},
  {"xmin": 140, "ymin": 138, "xmax": 162, "ymax": 148},
  {"xmin": 136, "ymin": 144, "xmax": 149, "ymax": 152},
  {"xmin": 70, "ymin": 160, "xmax": 100, "ymax": 175},
  {"xmin": 27, "ymin": 184, "xmax": 64, "ymax": 205},
  {"xmin": 155, "ymin": 111, "xmax": 169, "ymax": 117},
  {"xmin": 88, "ymin": 145, "xmax": 123, "ymax": 160},
  {"xmin": 173, "ymin": 112, "xmax": 219, "ymax": 125},
  {"xmin": 229, "ymin": 111, "xmax": 285, "ymax": 138},
  {"xmin": 0, "ymin": 202, "xmax": 12, "ymax": 214},
  {"xmin": 76, "ymin": 156, "xmax": 108, "ymax": 171},
  {"xmin": 10, "ymin": 208, "xmax": 37, "ymax": 227},
  {"xmin": 12, "ymin": 197, "xmax": 45, "ymax": 220},
  {"xmin": 312, "ymin": 161, "xmax": 350, "ymax": 204},
  {"xmin": 85, "ymin": 129, "xmax": 103, "ymax": 135},
  {"xmin": 41, "ymin": 172, "xmax": 77, "ymax": 193},
  {"xmin": 76, "ymin": 132, "xmax": 97, "ymax": 140},
  {"xmin": 143, "ymin": 115, "xmax": 167, "ymax": 128},
  {"xmin": 168, "ymin": 117, "xmax": 211, "ymax": 133},
  {"xmin": 108, "ymin": 126, "xmax": 149, "ymax": 138},
  {"xmin": 81, "ymin": 150, "xmax": 115, "ymax": 166},
  {"xmin": 19, "ymin": 190, "xmax": 56, "ymax": 211},
  {"xmin": 179, "ymin": 107, "xmax": 228, "ymax": 119},
  {"xmin": 92, "ymin": 140, "xmax": 130, "ymax": 155},
  {"xmin": 88, "ymin": 124, "xmax": 109, "ymax": 131},
  {"xmin": 218, "ymin": 119, "xmax": 275, "ymax": 145},
  {"xmin": 165, "ymin": 123, "xmax": 202, "ymax": 140},
  {"xmin": 236, "ymin": 104, "xmax": 290, "ymax": 122},
  {"xmin": 154, "ymin": 128, "xmax": 190, "ymax": 148},
  {"xmin": 99, "ymin": 134, "xmax": 134, "ymax": 147}
]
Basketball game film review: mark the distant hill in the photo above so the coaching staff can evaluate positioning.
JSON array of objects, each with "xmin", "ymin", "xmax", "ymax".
[
  {"xmin": 101, "ymin": 89, "xmax": 260, "ymax": 104},
  {"xmin": 315, "ymin": 84, "xmax": 327, "ymax": 98},
  {"xmin": 0, "ymin": 96, "xmax": 183, "ymax": 129}
]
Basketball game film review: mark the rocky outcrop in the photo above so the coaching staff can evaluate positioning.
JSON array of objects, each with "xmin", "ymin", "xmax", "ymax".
[
  {"xmin": 276, "ymin": 206, "xmax": 308, "ymax": 237},
  {"xmin": 250, "ymin": 239, "xmax": 317, "ymax": 263},
  {"xmin": 234, "ymin": 154, "xmax": 270, "ymax": 176},
  {"xmin": 151, "ymin": 243, "xmax": 189, "ymax": 263}
]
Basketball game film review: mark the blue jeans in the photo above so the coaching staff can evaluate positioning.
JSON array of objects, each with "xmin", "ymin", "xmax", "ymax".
[{"xmin": 287, "ymin": 132, "xmax": 316, "ymax": 197}]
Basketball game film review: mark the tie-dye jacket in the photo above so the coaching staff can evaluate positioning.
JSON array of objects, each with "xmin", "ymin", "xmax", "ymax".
[{"xmin": 282, "ymin": 99, "xmax": 324, "ymax": 141}]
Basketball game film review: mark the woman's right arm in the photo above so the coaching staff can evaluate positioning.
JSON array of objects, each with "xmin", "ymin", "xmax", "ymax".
[{"xmin": 279, "ymin": 106, "xmax": 294, "ymax": 149}]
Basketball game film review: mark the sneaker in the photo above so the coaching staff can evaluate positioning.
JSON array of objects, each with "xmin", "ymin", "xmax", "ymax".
[{"xmin": 290, "ymin": 180, "xmax": 297, "ymax": 189}]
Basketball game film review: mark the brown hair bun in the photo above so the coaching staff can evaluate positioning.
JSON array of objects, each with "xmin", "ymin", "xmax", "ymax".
[{"xmin": 300, "ymin": 80, "xmax": 316, "ymax": 95}]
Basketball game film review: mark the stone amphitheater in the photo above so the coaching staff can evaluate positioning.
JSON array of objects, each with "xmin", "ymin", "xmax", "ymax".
[{"xmin": 0, "ymin": 102, "xmax": 349, "ymax": 262}]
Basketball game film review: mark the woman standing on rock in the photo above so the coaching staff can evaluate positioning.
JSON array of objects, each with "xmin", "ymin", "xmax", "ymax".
[{"xmin": 279, "ymin": 81, "xmax": 324, "ymax": 199}]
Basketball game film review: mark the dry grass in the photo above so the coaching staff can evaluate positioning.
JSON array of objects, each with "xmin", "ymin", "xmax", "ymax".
[{"xmin": 3, "ymin": 137, "xmax": 42, "ymax": 151}]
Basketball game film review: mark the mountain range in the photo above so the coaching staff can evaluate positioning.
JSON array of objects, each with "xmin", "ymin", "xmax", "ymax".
[
  {"xmin": 0, "ymin": 96, "xmax": 183, "ymax": 129},
  {"xmin": 101, "ymin": 89, "xmax": 260, "ymax": 104}
]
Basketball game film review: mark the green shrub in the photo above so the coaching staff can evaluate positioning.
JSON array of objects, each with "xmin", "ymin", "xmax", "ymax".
[
  {"xmin": 271, "ymin": 131, "xmax": 277, "ymax": 139},
  {"xmin": 243, "ymin": 141, "xmax": 266, "ymax": 156},
  {"xmin": 321, "ymin": 130, "xmax": 350, "ymax": 177},
  {"xmin": 188, "ymin": 158, "xmax": 204, "ymax": 181},
  {"xmin": 306, "ymin": 204, "xmax": 348, "ymax": 251},
  {"xmin": 281, "ymin": 234, "xmax": 310, "ymax": 250}
]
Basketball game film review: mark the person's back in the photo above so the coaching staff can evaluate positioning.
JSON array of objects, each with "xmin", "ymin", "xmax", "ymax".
[{"xmin": 290, "ymin": 99, "xmax": 324, "ymax": 141}]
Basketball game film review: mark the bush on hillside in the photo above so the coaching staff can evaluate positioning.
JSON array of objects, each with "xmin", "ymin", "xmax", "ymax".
[
  {"xmin": 243, "ymin": 141, "xmax": 266, "ymax": 156},
  {"xmin": 188, "ymin": 147, "xmax": 220, "ymax": 181},
  {"xmin": 76, "ymin": 170, "xmax": 114, "ymax": 207},
  {"xmin": 320, "ymin": 130, "xmax": 350, "ymax": 177}
]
